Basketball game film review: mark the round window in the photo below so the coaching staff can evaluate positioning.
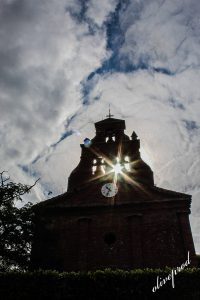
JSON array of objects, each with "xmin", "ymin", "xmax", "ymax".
[{"xmin": 104, "ymin": 232, "xmax": 116, "ymax": 245}]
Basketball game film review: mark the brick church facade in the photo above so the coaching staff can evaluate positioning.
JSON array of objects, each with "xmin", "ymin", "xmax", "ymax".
[{"xmin": 30, "ymin": 116, "xmax": 197, "ymax": 271}]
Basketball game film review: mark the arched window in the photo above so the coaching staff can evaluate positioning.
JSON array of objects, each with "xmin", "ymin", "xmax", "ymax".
[
  {"xmin": 92, "ymin": 166, "xmax": 97, "ymax": 174},
  {"xmin": 104, "ymin": 232, "xmax": 117, "ymax": 246},
  {"xmin": 124, "ymin": 156, "xmax": 130, "ymax": 171}
]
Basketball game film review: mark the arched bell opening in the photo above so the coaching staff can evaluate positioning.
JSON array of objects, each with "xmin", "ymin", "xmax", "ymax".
[{"xmin": 124, "ymin": 156, "xmax": 130, "ymax": 171}]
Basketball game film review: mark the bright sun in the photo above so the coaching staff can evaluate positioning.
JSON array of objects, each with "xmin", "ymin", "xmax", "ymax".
[{"xmin": 112, "ymin": 163, "xmax": 123, "ymax": 174}]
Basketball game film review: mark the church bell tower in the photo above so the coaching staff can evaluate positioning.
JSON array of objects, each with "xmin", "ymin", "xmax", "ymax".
[{"xmin": 30, "ymin": 115, "xmax": 197, "ymax": 271}]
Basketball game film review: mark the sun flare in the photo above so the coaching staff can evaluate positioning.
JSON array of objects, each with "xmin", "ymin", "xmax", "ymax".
[{"xmin": 112, "ymin": 163, "xmax": 123, "ymax": 174}]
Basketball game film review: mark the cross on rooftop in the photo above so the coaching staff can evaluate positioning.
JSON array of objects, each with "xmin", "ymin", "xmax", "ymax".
[{"xmin": 106, "ymin": 104, "xmax": 114, "ymax": 118}]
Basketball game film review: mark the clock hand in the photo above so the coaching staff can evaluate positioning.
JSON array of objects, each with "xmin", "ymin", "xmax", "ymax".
[{"xmin": 106, "ymin": 186, "xmax": 112, "ymax": 191}]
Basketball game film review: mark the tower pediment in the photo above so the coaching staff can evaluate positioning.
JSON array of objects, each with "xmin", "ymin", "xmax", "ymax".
[{"xmin": 95, "ymin": 117, "xmax": 125, "ymax": 130}]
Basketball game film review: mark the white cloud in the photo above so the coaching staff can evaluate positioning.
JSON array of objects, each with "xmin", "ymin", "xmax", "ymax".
[
  {"xmin": 119, "ymin": 0, "xmax": 200, "ymax": 73},
  {"xmin": 86, "ymin": 0, "xmax": 118, "ymax": 27},
  {"xmin": 0, "ymin": 0, "xmax": 111, "ymax": 189}
]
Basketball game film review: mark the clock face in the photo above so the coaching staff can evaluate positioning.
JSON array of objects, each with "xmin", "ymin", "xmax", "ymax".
[{"xmin": 101, "ymin": 183, "xmax": 118, "ymax": 197}]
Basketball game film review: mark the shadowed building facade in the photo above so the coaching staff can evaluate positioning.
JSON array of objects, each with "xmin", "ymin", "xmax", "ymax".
[{"xmin": 30, "ymin": 117, "xmax": 197, "ymax": 271}]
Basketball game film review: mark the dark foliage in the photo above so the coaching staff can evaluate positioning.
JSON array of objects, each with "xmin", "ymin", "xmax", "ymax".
[
  {"xmin": 0, "ymin": 268, "xmax": 200, "ymax": 300},
  {"xmin": 0, "ymin": 171, "xmax": 38, "ymax": 271}
]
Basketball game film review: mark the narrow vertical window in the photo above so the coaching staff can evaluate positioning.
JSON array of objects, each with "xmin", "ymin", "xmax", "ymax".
[{"xmin": 124, "ymin": 156, "xmax": 130, "ymax": 171}]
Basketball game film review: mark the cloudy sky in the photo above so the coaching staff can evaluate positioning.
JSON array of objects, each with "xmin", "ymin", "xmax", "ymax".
[{"xmin": 1, "ymin": 0, "xmax": 200, "ymax": 251}]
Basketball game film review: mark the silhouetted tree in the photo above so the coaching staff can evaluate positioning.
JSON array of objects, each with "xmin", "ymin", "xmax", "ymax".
[{"xmin": 0, "ymin": 171, "xmax": 39, "ymax": 271}]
